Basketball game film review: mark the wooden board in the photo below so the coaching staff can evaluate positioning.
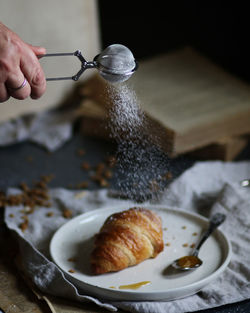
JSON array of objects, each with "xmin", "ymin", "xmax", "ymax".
[
  {"xmin": 187, "ymin": 136, "xmax": 248, "ymax": 161},
  {"xmin": 78, "ymin": 47, "xmax": 250, "ymax": 158}
]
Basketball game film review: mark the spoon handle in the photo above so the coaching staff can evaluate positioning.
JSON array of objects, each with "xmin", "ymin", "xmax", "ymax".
[{"xmin": 193, "ymin": 213, "xmax": 226, "ymax": 257}]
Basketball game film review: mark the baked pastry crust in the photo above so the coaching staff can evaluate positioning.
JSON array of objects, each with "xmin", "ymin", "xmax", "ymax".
[{"xmin": 91, "ymin": 207, "xmax": 164, "ymax": 274}]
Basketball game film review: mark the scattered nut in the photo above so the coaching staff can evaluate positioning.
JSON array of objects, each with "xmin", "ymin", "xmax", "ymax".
[
  {"xmin": 74, "ymin": 191, "xmax": 87, "ymax": 199},
  {"xmin": 63, "ymin": 209, "xmax": 73, "ymax": 219},
  {"xmin": 104, "ymin": 170, "xmax": 112, "ymax": 179},
  {"xmin": 19, "ymin": 220, "xmax": 29, "ymax": 232},
  {"xmin": 77, "ymin": 149, "xmax": 86, "ymax": 156},
  {"xmin": 106, "ymin": 156, "xmax": 116, "ymax": 168},
  {"xmin": 46, "ymin": 212, "xmax": 54, "ymax": 217},
  {"xmin": 81, "ymin": 162, "xmax": 90, "ymax": 170},
  {"xmin": 76, "ymin": 181, "xmax": 88, "ymax": 189}
]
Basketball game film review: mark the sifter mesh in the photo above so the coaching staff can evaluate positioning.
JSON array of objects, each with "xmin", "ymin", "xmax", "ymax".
[{"xmin": 96, "ymin": 44, "xmax": 136, "ymax": 83}]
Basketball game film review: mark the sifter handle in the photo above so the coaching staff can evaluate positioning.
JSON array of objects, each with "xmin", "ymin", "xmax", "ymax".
[{"xmin": 38, "ymin": 50, "xmax": 96, "ymax": 81}]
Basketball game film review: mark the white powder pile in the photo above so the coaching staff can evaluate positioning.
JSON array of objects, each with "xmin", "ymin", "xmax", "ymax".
[{"xmin": 107, "ymin": 83, "xmax": 170, "ymax": 202}]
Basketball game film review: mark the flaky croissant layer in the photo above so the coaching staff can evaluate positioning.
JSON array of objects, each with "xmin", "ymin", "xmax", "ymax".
[{"xmin": 91, "ymin": 207, "xmax": 164, "ymax": 274}]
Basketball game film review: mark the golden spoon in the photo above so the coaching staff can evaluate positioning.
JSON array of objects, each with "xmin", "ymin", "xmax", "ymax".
[{"xmin": 172, "ymin": 213, "xmax": 226, "ymax": 271}]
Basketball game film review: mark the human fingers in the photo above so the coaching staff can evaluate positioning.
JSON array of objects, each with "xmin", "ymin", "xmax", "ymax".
[
  {"xmin": 0, "ymin": 83, "xmax": 10, "ymax": 103},
  {"xmin": 28, "ymin": 44, "xmax": 46, "ymax": 57},
  {"xmin": 5, "ymin": 69, "xmax": 31, "ymax": 100},
  {"xmin": 0, "ymin": 23, "xmax": 46, "ymax": 101},
  {"xmin": 20, "ymin": 45, "xmax": 46, "ymax": 99}
]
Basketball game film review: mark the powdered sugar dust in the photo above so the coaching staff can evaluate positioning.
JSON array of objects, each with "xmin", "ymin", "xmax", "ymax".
[{"xmin": 106, "ymin": 83, "xmax": 170, "ymax": 202}]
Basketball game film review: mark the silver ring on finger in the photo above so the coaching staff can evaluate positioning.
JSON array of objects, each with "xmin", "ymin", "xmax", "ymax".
[{"xmin": 8, "ymin": 78, "xmax": 27, "ymax": 91}]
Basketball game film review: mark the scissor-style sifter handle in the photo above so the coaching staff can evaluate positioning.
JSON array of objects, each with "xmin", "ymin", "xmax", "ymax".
[{"xmin": 39, "ymin": 50, "xmax": 97, "ymax": 81}]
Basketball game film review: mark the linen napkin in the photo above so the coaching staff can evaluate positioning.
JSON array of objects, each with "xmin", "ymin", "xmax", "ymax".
[
  {"xmin": 4, "ymin": 161, "xmax": 250, "ymax": 313},
  {"xmin": 0, "ymin": 110, "xmax": 73, "ymax": 152}
]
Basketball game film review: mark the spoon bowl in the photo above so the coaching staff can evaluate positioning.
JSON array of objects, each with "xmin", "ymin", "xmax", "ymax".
[{"xmin": 172, "ymin": 255, "xmax": 203, "ymax": 271}]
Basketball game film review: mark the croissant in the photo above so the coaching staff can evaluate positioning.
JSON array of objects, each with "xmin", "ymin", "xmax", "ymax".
[{"xmin": 91, "ymin": 207, "xmax": 164, "ymax": 274}]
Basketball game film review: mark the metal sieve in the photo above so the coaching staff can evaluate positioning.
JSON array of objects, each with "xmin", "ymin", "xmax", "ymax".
[{"xmin": 39, "ymin": 44, "xmax": 138, "ymax": 83}]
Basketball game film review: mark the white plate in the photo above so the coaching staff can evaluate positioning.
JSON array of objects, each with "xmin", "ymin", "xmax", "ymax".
[{"xmin": 50, "ymin": 205, "xmax": 231, "ymax": 301}]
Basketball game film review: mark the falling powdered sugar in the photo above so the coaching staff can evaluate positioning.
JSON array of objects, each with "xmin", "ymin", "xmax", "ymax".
[
  {"xmin": 106, "ymin": 83, "xmax": 170, "ymax": 202},
  {"xmin": 107, "ymin": 84, "xmax": 144, "ymax": 137}
]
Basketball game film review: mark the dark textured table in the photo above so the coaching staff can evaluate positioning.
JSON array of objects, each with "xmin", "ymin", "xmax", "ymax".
[{"xmin": 0, "ymin": 131, "xmax": 249, "ymax": 313}]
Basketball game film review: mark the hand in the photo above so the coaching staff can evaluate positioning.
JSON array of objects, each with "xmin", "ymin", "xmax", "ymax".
[{"xmin": 0, "ymin": 22, "xmax": 46, "ymax": 102}]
